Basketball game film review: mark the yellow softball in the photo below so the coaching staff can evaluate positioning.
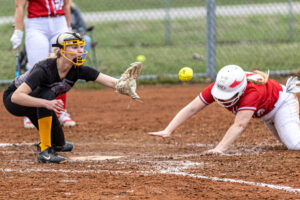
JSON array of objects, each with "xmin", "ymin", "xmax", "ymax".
[
  {"xmin": 178, "ymin": 67, "xmax": 193, "ymax": 82},
  {"xmin": 136, "ymin": 55, "xmax": 146, "ymax": 62}
]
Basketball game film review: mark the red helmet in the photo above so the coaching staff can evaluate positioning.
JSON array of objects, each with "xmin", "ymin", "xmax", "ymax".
[{"xmin": 211, "ymin": 65, "xmax": 247, "ymax": 107}]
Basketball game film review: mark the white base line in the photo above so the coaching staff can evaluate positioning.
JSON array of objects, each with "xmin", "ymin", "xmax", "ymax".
[
  {"xmin": 0, "ymin": 143, "xmax": 34, "ymax": 147},
  {"xmin": 168, "ymin": 171, "xmax": 300, "ymax": 194},
  {"xmin": 1, "ymin": 168, "xmax": 299, "ymax": 194}
]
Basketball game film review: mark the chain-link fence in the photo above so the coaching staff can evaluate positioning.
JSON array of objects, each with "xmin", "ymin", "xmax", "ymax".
[
  {"xmin": 0, "ymin": 0, "xmax": 299, "ymax": 84},
  {"xmin": 212, "ymin": 0, "xmax": 300, "ymax": 78}
]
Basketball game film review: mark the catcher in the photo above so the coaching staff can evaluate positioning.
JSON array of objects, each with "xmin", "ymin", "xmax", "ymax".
[
  {"xmin": 149, "ymin": 65, "xmax": 300, "ymax": 154},
  {"xmin": 3, "ymin": 32, "xmax": 142, "ymax": 164}
]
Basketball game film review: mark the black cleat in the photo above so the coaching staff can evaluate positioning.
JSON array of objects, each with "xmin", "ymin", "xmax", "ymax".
[
  {"xmin": 35, "ymin": 142, "xmax": 74, "ymax": 152},
  {"xmin": 37, "ymin": 147, "xmax": 67, "ymax": 164},
  {"xmin": 53, "ymin": 142, "xmax": 74, "ymax": 152}
]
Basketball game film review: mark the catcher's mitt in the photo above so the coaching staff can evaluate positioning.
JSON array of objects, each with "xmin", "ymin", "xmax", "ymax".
[{"xmin": 115, "ymin": 62, "xmax": 142, "ymax": 99}]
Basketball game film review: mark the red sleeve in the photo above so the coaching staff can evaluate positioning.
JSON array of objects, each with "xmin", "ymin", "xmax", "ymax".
[
  {"xmin": 238, "ymin": 90, "xmax": 260, "ymax": 111},
  {"xmin": 199, "ymin": 83, "xmax": 215, "ymax": 105}
]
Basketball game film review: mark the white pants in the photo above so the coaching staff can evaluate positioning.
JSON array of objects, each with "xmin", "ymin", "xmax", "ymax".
[
  {"xmin": 25, "ymin": 16, "xmax": 69, "ymax": 70},
  {"xmin": 261, "ymin": 90, "xmax": 300, "ymax": 150}
]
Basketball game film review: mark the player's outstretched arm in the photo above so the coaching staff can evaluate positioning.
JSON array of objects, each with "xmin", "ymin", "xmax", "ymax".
[
  {"xmin": 203, "ymin": 110, "xmax": 254, "ymax": 155},
  {"xmin": 149, "ymin": 96, "xmax": 206, "ymax": 138},
  {"xmin": 95, "ymin": 73, "xmax": 118, "ymax": 89}
]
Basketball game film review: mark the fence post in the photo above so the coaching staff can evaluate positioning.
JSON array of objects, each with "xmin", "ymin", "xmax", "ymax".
[
  {"xmin": 165, "ymin": 0, "xmax": 171, "ymax": 45},
  {"xmin": 206, "ymin": 0, "xmax": 216, "ymax": 81},
  {"xmin": 288, "ymin": 0, "xmax": 294, "ymax": 41}
]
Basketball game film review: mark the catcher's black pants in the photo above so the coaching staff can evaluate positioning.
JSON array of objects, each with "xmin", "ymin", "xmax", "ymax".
[{"xmin": 3, "ymin": 83, "xmax": 65, "ymax": 146}]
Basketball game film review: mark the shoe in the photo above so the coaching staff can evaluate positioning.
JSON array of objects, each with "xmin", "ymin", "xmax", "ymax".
[
  {"xmin": 37, "ymin": 147, "xmax": 67, "ymax": 164},
  {"xmin": 59, "ymin": 110, "xmax": 76, "ymax": 127},
  {"xmin": 53, "ymin": 142, "xmax": 74, "ymax": 152},
  {"xmin": 24, "ymin": 117, "xmax": 35, "ymax": 129},
  {"xmin": 35, "ymin": 142, "xmax": 74, "ymax": 152}
]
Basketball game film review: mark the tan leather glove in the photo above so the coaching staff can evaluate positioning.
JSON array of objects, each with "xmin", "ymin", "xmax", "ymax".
[{"xmin": 115, "ymin": 62, "xmax": 142, "ymax": 99}]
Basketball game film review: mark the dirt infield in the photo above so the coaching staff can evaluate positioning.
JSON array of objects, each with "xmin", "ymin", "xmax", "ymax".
[{"xmin": 0, "ymin": 83, "xmax": 300, "ymax": 199}]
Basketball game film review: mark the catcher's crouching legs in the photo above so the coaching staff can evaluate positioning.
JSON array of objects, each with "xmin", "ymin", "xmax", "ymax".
[{"xmin": 36, "ymin": 89, "xmax": 67, "ymax": 163}]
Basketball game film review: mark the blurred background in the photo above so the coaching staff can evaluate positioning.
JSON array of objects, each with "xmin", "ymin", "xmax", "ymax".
[{"xmin": 0, "ymin": 0, "xmax": 300, "ymax": 83}]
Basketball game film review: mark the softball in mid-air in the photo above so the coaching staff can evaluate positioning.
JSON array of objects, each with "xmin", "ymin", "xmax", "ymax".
[
  {"xmin": 178, "ymin": 67, "xmax": 193, "ymax": 82},
  {"xmin": 136, "ymin": 55, "xmax": 146, "ymax": 62}
]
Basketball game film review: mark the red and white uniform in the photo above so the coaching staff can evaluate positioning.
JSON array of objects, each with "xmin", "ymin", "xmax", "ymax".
[
  {"xmin": 27, "ymin": 0, "xmax": 65, "ymax": 18},
  {"xmin": 200, "ymin": 73, "xmax": 300, "ymax": 150},
  {"xmin": 25, "ymin": 0, "xmax": 69, "ymax": 69},
  {"xmin": 200, "ymin": 77, "xmax": 282, "ymax": 118}
]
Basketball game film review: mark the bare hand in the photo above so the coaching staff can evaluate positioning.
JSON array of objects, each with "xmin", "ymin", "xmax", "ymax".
[
  {"xmin": 45, "ymin": 99, "xmax": 64, "ymax": 114},
  {"xmin": 148, "ymin": 130, "xmax": 171, "ymax": 138},
  {"xmin": 202, "ymin": 148, "xmax": 224, "ymax": 156}
]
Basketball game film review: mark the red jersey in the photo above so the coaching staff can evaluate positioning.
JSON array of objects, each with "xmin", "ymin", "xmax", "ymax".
[
  {"xmin": 199, "ymin": 77, "xmax": 283, "ymax": 118},
  {"xmin": 27, "ymin": 0, "xmax": 65, "ymax": 18}
]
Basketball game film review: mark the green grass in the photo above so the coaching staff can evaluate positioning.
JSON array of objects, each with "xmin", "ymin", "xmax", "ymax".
[
  {"xmin": 91, "ymin": 14, "xmax": 300, "ymax": 75},
  {"xmin": 216, "ymin": 15, "xmax": 300, "ymax": 42},
  {"xmin": 2, "ymin": 0, "xmax": 300, "ymax": 16},
  {"xmin": 1, "ymin": 9, "xmax": 300, "ymax": 81}
]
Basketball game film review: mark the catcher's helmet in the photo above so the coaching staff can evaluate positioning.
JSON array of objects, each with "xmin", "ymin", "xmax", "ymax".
[
  {"xmin": 52, "ymin": 32, "xmax": 88, "ymax": 66},
  {"xmin": 211, "ymin": 65, "xmax": 247, "ymax": 107}
]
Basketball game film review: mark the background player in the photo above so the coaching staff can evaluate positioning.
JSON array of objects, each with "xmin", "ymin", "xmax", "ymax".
[
  {"xmin": 149, "ymin": 65, "xmax": 300, "ymax": 154},
  {"xmin": 70, "ymin": 0, "xmax": 92, "ymax": 55},
  {"xmin": 10, "ymin": 0, "xmax": 75, "ymax": 128},
  {"xmin": 3, "ymin": 32, "xmax": 142, "ymax": 163}
]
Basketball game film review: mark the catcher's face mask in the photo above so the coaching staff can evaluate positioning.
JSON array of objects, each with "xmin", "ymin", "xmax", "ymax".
[
  {"xmin": 52, "ymin": 32, "xmax": 88, "ymax": 66},
  {"xmin": 211, "ymin": 65, "xmax": 247, "ymax": 108}
]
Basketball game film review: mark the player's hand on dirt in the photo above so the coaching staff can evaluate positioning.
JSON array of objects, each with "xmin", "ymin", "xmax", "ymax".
[
  {"xmin": 202, "ymin": 148, "xmax": 224, "ymax": 156},
  {"xmin": 10, "ymin": 30, "xmax": 23, "ymax": 50},
  {"xmin": 148, "ymin": 130, "xmax": 171, "ymax": 138},
  {"xmin": 115, "ymin": 62, "xmax": 142, "ymax": 100},
  {"xmin": 45, "ymin": 99, "xmax": 64, "ymax": 114}
]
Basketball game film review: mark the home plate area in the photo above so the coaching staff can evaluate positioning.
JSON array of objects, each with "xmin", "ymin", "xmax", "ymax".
[
  {"xmin": 69, "ymin": 155, "xmax": 124, "ymax": 161},
  {"xmin": 1, "ymin": 86, "xmax": 300, "ymax": 199}
]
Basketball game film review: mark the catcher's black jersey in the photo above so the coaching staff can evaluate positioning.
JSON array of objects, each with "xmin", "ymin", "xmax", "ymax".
[{"xmin": 14, "ymin": 58, "xmax": 100, "ymax": 96}]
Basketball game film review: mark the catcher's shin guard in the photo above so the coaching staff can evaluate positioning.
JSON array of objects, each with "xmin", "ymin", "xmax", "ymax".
[{"xmin": 38, "ymin": 116, "xmax": 52, "ymax": 152}]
